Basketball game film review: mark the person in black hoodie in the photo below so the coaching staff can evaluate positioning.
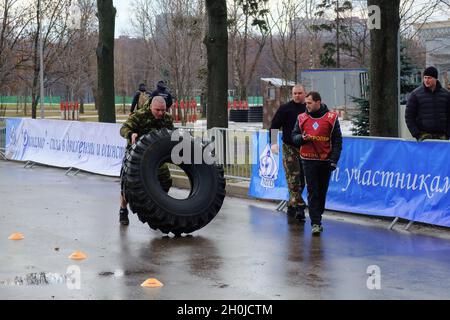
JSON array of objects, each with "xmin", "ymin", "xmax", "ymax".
[
  {"xmin": 270, "ymin": 85, "xmax": 307, "ymax": 221},
  {"xmin": 292, "ymin": 91, "xmax": 342, "ymax": 236},
  {"xmin": 150, "ymin": 80, "xmax": 174, "ymax": 110},
  {"xmin": 405, "ymin": 66, "xmax": 450, "ymax": 141}
]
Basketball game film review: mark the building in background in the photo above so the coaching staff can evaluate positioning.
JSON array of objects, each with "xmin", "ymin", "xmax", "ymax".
[
  {"xmin": 415, "ymin": 19, "xmax": 450, "ymax": 87},
  {"xmin": 299, "ymin": 68, "xmax": 368, "ymax": 117},
  {"xmin": 261, "ymin": 78, "xmax": 295, "ymax": 129}
]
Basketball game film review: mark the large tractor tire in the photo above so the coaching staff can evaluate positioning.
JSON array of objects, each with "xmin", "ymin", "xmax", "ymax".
[{"xmin": 122, "ymin": 128, "xmax": 226, "ymax": 236}]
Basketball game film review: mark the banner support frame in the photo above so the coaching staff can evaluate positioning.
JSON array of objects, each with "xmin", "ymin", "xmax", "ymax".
[
  {"xmin": 276, "ymin": 200, "xmax": 287, "ymax": 212},
  {"xmin": 388, "ymin": 217, "xmax": 399, "ymax": 230},
  {"xmin": 405, "ymin": 220, "xmax": 414, "ymax": 230},
  {"xmin": 24, "ymin": 161, "xmax": 36, "ymax": 168}
]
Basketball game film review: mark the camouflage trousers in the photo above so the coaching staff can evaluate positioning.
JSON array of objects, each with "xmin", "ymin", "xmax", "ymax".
[
  {"xmin": 417, "ymin": 132, "xmax": 448, "ymax": 142},
  {"xmin": 282, "ymin": 144, "xmax": 306, "ymax": 208}
]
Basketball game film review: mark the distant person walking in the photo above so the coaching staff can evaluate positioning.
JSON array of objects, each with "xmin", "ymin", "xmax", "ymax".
[
  {"xmin": 405, "ymin": 66, "xmax": 450, "ymax": 141},
  {"xmin": 130, "ymin": 83, "xmax": 151, "ymax": 114}
]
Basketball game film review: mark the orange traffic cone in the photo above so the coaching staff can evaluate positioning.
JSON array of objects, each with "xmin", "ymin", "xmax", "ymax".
[
  {"xmin": 141, "ymin": 278, "xmax": 164, "ymax": 288},
  {"xmin": 69, "ymin": 251, "xmax": 87, "ymax": 260},
  {"xmin": 8, "ymin": 233, "xmax": 24, "ymax": 240}
]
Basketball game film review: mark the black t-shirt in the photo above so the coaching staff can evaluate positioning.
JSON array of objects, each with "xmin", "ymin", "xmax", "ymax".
[
  {"xmin": 270, "ymin": 100, "xmax": 306, "ymax": 146},
  {"xmin": 150, "ymin": 89, "xmax": 173, "ymax": 109}
]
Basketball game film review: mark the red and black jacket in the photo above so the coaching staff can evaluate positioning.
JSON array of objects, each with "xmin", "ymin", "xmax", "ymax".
[{"xmin": 291, "ymin": 104, "xmax": 342, "ymax": 164}]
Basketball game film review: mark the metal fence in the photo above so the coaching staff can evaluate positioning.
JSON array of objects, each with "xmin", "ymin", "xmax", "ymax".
[
  {"xmin": 0, "ymin": 119, "xmax": 257, "ymax": 181},
  {"xmin": 0, "ymin": 117, "xmax": 6, "ymax": 159},
  {"xmin": 171, "ymin": 126, "xmax": 261, "ymax": 181}
]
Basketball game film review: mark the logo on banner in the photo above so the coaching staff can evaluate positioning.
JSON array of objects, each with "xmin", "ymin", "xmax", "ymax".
[
  {"xmin": 259, "ymin": 144, "xmax": 278, "ymax": 188},
  {"xmin": 22, "ymin": 129, "xmax": 28, "ymax": 146},
  {"xmin": 9, "ymin": 125, "xmax": 17, "ymax": 146}
]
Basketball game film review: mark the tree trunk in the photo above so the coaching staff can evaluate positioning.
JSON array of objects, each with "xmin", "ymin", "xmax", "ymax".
[
  {"xmin": 31, "ymin": 0, "xmax": 41, "ymax": 119},
  {"xmin": 335, "ymin": 0, "xmax": 340, "ymax": 68},
  {"xmin": 96, "ymin": 0, "xmax": 116, "ymax": 123},
  {"xmin": 204, "ymin": 0, "xmax": 228, "ymax": 129},
  {"xmin": 92, "ymin": 86, "xmax": 98, "ymax": 111},
  {"xmin": 368, "ymin": 0, "xmax": 400, "ymax": 137},
  {"xmin": 80, "ymin": 97, "xmax": 85, "ymax": 114}
]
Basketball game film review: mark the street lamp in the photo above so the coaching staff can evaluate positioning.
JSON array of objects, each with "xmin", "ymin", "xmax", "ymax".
[{"xmin": 38, "ymin": 0, "xmax": 44, "ymax": 119}]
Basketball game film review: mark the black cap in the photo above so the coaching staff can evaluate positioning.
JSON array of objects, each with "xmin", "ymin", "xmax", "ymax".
[
  {"xmin": 157, "ymin": 80, "xmax": 166, "ymax": 89},
  {"xmin": 423, "ymin": 66, "xmax": 438, "ymax": 79}
]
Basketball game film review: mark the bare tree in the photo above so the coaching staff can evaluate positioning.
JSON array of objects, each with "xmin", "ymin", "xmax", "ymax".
[
  {"xmin": 130, "ymin": 0, "xmax": 204, "ymax": 124},
  {"xmin": 399, "ymin": 0, "xmax": 443, "ymax": 40},
  {"xmin": 130, "ymin": 0, "xmax": 204, "ymax": 98},
  {"xmin": 130, "ymin": 0, "xmax": 159, "ymax": 87},
  {"xmin": 228, "ymin": 0, "xmax": 269, "ymax": 100},
  {"xmin": 267, "ymin": 0, "xmax": 305, "ymax": 83},
  {"xmin": 0, "ymin": 0, "xmax": 34, "ymax": 93},
  {"xmin": 58, "ymin": 0, "xmax": 97, "ymax": 113},
  {"xmin": 13, "ymin": 0, "xmax": 79, "ymax": 119},
  {"xmin": 338, "ymin": 10, "xmax": 370, "ymax": 67}
]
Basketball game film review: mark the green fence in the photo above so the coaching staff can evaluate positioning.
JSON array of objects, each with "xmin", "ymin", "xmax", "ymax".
[
  {"xmin": 0, "ymin": 96, "xmax": 133, "ymax": 104},
  {"xmin": 0, "ymin": 96, "xmax": 61, "ymax": 104},
  {"xmin": 227, "ymin": 96, "xmax": 263, "ymax": 106},
  {"xmin": 1, "ymin": 95, "xmax": 264, "ymax": 106},
  {"xmin": 115, "ymin": 96, "xmax": 133, "ymax": 104}
]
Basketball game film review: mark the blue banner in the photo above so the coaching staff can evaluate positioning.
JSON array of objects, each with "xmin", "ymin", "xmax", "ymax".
[
  {"xmin": 248, "ymin": 131, "xmax": 289, "ymax": 200},
  {"xmin": 249, "ymin": 135, "xmax": 450, "ymax": 227}
]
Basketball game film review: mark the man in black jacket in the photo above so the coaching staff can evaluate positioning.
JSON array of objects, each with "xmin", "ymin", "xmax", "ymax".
[
  {"xmin": 292, "ymin": 91, "xmax": 342, "ymax": 236},
  {"xmin": 270, "ymin": 85, "xmax": 307, "ymax": 221},
  {"xmin": 150, "ymin": 80, "xmax": 174, "ymax": 110},
  {"xmin": 405, "ymin": 66, "xmax": 450, "ymax": 141}
]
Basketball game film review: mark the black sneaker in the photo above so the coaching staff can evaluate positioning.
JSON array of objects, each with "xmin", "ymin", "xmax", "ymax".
[
  {"xmin": 286, "ymin": 206, "xmax": 296, "ymax": 218},
  {"xmin": 294, "ymin": 206, "xmax": 306, "ymax": 222},
  {"xmin": 119, "ymin": 208, "xmax": 129, "ymax": 226}
]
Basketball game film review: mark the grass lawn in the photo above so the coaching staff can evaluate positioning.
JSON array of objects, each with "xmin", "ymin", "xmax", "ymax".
[{"xmin": 1, "ymin": 103, "xmax": 131, "ymax": 122}]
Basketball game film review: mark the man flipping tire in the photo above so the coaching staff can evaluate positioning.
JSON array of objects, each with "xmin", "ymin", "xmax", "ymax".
[{"xmin": 118, "ymin": 96, "xmax": 174, "ymax": 225}]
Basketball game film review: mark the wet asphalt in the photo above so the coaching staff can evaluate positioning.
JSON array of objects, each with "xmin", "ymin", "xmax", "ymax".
[{"xmin": 1, "ymin": 160, "xmax": 450, "ymax": 300}]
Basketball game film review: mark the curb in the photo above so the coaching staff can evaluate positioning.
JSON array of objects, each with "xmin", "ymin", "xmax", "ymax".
[{"xmin": 171, "ymin": 174, "xmax": 252, "ymax": 199}]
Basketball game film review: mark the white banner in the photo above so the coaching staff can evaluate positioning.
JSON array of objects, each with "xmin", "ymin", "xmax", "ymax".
[{"xmin": 6, "ymin": 118, "xmax": 126, "ymax": 176}]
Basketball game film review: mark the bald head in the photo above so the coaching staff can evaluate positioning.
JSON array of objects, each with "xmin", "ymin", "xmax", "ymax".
[{"xmin": 292, "ymin": 84, "xmax": 306, "ymax": 104}]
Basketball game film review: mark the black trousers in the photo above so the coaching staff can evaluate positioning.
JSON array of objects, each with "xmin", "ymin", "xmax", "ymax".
[{"xmin": 302, "ymin": 160, "xmax": 332, "ymax": 226}]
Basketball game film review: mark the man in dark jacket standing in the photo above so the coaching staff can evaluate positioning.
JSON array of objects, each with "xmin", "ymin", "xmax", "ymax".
[
  {"xmin": 270, "ymin": 85, "xmax": 307, "ymax": 221},
  {"xmin": 292, "ymin": 92, "xmax": 342, "ymax": 235},
  {"xmin": 150, "ymin": 80, "xmax": 174, "ymax": 110},
  {"xmin": 405, "ymin": 66, "xmax": 450, "ymax": 141}
]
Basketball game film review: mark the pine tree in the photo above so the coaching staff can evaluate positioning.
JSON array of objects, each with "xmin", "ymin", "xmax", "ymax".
[
  {"xmin": 400, "ymin": 45, "xmax": 420, "ymax": 103},
  {"xmin": 350, "ymin": 95, "xmax": 369, "ymax": 136},
  {"xmin": 311, "ymin": 0, "xmax": 353, "ymax": 68}
]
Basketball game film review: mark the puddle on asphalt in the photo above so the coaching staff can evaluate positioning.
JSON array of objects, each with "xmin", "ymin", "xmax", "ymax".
[
  {"xmin": 98, "ymin": 269, "xmax": 152, "ymax": 277},
  {"xmin": 1, "ymin": 269, "xmax": 155, "ymax": 286},
  {"xmin": 0, "ymin": 272, "xmax": 70, "ymax": 287}
]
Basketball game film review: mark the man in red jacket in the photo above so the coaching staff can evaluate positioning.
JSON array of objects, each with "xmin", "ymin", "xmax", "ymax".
[{"xmin": 292, "ymin": 91, "xmax": 342, "ymax": 235}]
